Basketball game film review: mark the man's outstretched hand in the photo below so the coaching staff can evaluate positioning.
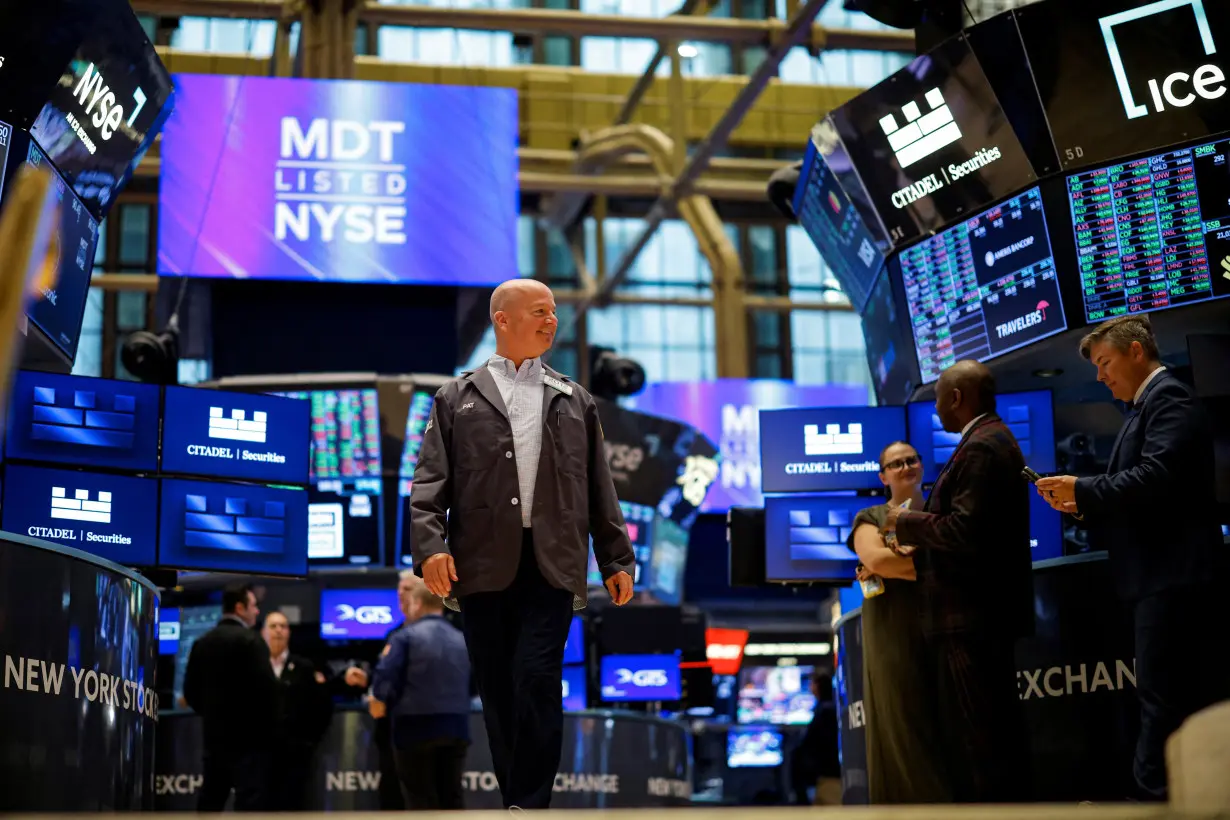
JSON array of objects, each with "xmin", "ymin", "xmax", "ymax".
[
  {"xmin": 422, "ymin": 553, "xmax": 458, "ymax": 597},
  {"xmin": 605, "ymin": 571, "xmax": 634, "ymax": 606}
]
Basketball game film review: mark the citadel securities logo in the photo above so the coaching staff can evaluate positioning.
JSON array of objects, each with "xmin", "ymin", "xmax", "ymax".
[
  {"xmin": 880, "ymin": 88, "xmax": 963, "ymax": 168},
  {"xmin": 995, "ymin": 301, "xmax": 1051, "ymax": 340},
  {"xmin": 208, "ymin": 407, "xmax": 268, "ymax": 443},
  {"xmin": 50, "ymin": 487, "xmax": 112, "ymax": 524},
  {"xmin": 804, "ymin": 423, "xmax": 864, "ymax": 457},
  {"xmin": 335, "ymin": 604, "xmax": 395, "ymax": 625},
  {"xmin": 275, "ymin": 117, "xmax": 409, "ymax": 245},
  {"xmin": 1101, "ymin": 0, "xmax": 1226, "ymax": 120}
]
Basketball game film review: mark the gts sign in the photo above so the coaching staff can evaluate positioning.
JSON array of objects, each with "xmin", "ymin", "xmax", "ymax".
[
  {"xmin": 72, "ymin": 62, "xmax": 148, "ymax": 141},
  {"xmin": 615, "ymin": 668, "xmax": 669, "ymax": 688},
  {"xmin": 335, "ymin": 604, "xmax": 395, "ymax": 625}
]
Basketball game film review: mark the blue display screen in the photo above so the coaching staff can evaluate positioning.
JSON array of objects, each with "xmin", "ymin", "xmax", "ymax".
[
  {"xmin": 727, "ymin": 726, "xmax": 784, "ymax": 768},
  {"xmin": 320, "ymin": 589, "xmax": 404, "ymax": 640},
  {"xmin": 158, "ymin": 477, "xmax": 309, "ymax": 577},
  {"xmin": 562, "ymin": 615, "xmax": 585, "ymax": 665},
  {"xmin": 562, "ymin": 665, "xmax": 587, "ymax": 711},
  {"xmin": 764, "ymin": 493, "xmax": 878, "ymax": 583},
  {"xmin": 1, "ymin": 463, "xmax": 158, "ymax": 565},
  {"xmin": 599, "ymin": 653, "xmax": 681, "ymax": 702},
  {"xmin": 759, "ymin": 406, "xmax": 908, "ymax": 493},
  {"xmin": 4, "ymin": 370, "xmax": 161, "ymax": 471},
  {"xmin": 161, "ymin": 386, "xmax": 311, "ymax": 485},
  {"xmin": 159, "ymin": 607, "xmax": 181, "ymax": 655}
]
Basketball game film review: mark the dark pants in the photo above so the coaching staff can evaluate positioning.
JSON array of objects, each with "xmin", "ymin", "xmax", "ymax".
[
  {"xmin": 1132, "ymin": 587, "xmax": 1230, "ymax": 801},
  {"xmin": 394, "ymin": 739, "xmax": 469, "ymax": 810},
  {"xmin": 268, "ymin": 743, "xmax": 314, "ymax": 811},
  {"xmin": 930, "ymin": 631, "xmax": 1030, "ymax": 804},
  {"xmin": 374, "ymin": 718, "xmax": 406, "ymax": 810},
  {"xmin": 198, "ymin": 747, "xmax": 270, "ymax": 812},
  {"xmin": 461, "ymin": 532, "xmax": 574, "ymax": 809}
]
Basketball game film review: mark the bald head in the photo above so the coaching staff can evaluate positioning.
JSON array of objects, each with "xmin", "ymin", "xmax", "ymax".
[
  {"xmin": 934, "ymin": 359, "xmax": 997, "ymax": 433},
  {"xmin": 490, "ymin": 278, "xmax": 552, "ymax": 323},
  {"xmin": 490, "ymin": 278, "xmax": 558, "ymax": 366}
]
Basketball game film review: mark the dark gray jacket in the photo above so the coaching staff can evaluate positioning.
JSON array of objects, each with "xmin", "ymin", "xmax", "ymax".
[{"xmin": 410, "ymin": 363, "xmax": 634, "ymax": 606}]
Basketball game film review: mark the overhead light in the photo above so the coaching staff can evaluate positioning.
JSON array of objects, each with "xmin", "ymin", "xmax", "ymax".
[
  {"xmin": 1033, "ymin": 368, "xmax": 1064, "ymax": 378},
  {"xmin": 677, "ymin": 44, "xmax": 699, "ymax": 59}
]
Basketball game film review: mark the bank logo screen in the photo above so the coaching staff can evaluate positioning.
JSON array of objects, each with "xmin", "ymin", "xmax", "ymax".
[
  {"xmin": 5, "ymin": 370, "xmax": 161, "ymax": 471},
  {"xmin": 161, "ymin": 386, "xmax": 310, "ymax": 485},
  {"xmin": 759, "ymin": 406, "xmax": 907, "ymax": 493},
  {"xmin": 2, "ymin": 464, "xmax": 157, "ymax": 566}
]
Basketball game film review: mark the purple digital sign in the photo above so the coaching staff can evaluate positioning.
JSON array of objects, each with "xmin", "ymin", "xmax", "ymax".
[
  {"xmin": 622, "ymin": 380, "xmax": 870, "ymax": 511},
  {"xmin": 157, "ymin": 74, "xmax": 518, "ymax": 285},
  {"xmin": 320, "ymin": 588, "xmax": 403, "ymax": 640}
]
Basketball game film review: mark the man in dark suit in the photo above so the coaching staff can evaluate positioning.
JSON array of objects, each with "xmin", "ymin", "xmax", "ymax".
[
  {"xmin": 262, "ymin": 611, "xmax": 333, "ymax": 810},
  {"xmin": 183, "ymin": 584, "xmax": 280, "ymax": 812},
  {"xmin": 1038, "ymin": 315, "xmax": 1229, "ymax": 801},
  {"xmin": 882, "ymin": 359, "xmax": 1033, "ymax": 803},
  {"xmin": 412, "ymin": 278, "xmax": 635, "ymax": 810}
]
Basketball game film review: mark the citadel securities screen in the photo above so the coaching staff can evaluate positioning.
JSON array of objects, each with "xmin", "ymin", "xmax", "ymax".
[
  {"xmin": 2, "ymin": 463, "xmax": 158, "ymax": 565},
  {"xmin": 759, "ymin": 406, "xmax": 907, "ymax": 493},
  {"xmin": 161, "ymin": 386, "xmax": 311, "ymax": 485},
  {"xmin": 158, "ymin": 477, "xmax": 310, "ymax": 577},
  {"xmin": 319, "ymin": 589, "xmax": 403, "ymax": 640},
  {"xmin": 157, "ymin": 74, "xmax": 518, "ymax": 285},
  {"xmin": 5, "ymin": 370, "xmax": 161, "ymax": 471},
  {"xmin": 1016, "ymin": 0, "xmax": 1230, "ymax": 172},
  {"xmin": 897, "ymin": 186, "xmax": 1067, "ymax": 384},
  {"xmin": 763, "ymin": 493, "xmax": 876, "ymax": 583},
  {"xmin": 829, "ymin": 33, "xmax": 1036, "ymax": 247}
]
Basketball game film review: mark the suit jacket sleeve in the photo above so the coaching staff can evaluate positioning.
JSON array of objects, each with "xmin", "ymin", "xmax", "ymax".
[
  {"xmin": 410, "ymin": 387, "xmax": 454, "ymax": 569},
  {"xmin": 1075, "ymin": 381, "xmax": 1196, "ymax": 518},
  {"xmin": 371, "ymin": 631, "xmax": 409, "ymax": 707},
  {"xmin": 894, "ymin": 439, "xmax": 996, "ymax": 554},
  {"xmin": 585, "ymin": 396, "xmax": 635, "ymax": 581}
]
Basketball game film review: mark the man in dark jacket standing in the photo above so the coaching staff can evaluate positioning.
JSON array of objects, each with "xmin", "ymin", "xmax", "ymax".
[
  {"xmin": 373, "ymin": 583, "xmax": 472, "ymax": 810},
  {"xmin": 1038, "ymin": 316, "xmax": 1229, "ymax": 801},
  {"xmin": 411, "ymin": 278, "xmax": 635, "ymax": 810},
  {"xmin": 183, "ymin": 584, "xmax": 280, "ymax": 812}
]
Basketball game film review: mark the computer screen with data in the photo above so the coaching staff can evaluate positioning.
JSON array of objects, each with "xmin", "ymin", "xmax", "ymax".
[
  {"xmin": 395, "ymin": 389, "xmax": 435, "ymax": 567},
  {"xmin": 587, "ymin": 501, "xmax": 656, "ymax": 588}
]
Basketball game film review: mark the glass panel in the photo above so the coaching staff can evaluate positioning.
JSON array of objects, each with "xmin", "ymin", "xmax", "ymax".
[
  {"xmin": 178, "ymin": 359, "xmax": 213, "ymax": 385},
  {"xmin": 518, "ymin": 216, "xmax": 536, "ymax": 277},
  {"xmin": 741, "ymin": 45, "xmax": 768, "ymax": 75},
  {"xmin": 117, "ymin": 292, "xmax": 147, "ymax": 331},
  {"xmin": 544, "ymin": 36, "xmax": 573, "ymax": 65},
  {"xmin": 581, "ymin": 37, "xmax": 669, "ymax": 75},
  {"xmin": 748, "ymin": 224, "xmax": 778, "ymax": 292},
  {"xmin": 754, "ymin": 352, "xmax": 782, "ymax": 378},
  {"xmin": 752, "ymin": 310, "xmax": 780, "ymax": 346},
  {"xmin": 172, "ymin": 18, "xmax": 278, "ymax": 56},
  {"xmin": 94, "ymin": 219, "xmax": 107, "ymax": 267},
  {"xmin": 377, "ymin": 27, "xmax": 515, "ymax": 66},
  {"xmin": 71, "ymin": 289, "xmax": 104, "ymax": 378},
  {"xmin": 118, "ymin": 204, "xmax": 151, "ymax": 267}
]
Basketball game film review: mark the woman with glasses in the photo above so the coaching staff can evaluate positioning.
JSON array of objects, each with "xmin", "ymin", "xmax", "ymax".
[{"xmin": 846, "ymin": 441, "xmax": 951, "ymax": 804}]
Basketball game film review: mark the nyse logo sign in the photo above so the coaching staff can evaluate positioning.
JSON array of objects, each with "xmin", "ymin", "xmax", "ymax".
[
  {"xmin": 879, "ymin": 88, "xmax": 962, "ymax": 168},
  {"xmin": 1101, "ymin": 0, "xmax": 1227, "ymax": 119},
  {"xmin": 208, "ymin": 407, "xmax": 268, "ymax": 444},
  {"xmin": 335, "ymin": 604, "xmax": 395, "ymax": 625},
  {"xmin": 615, "ymin": 668, "xmax": 669, "ymax": 688},
  {"xmin": 67, "ymin": 62, "xmax": 149, "ymax": 155},
  {"xmin": 50, "ymin": 487, "xmax": 112, "ymax": 524},
  {"xmin": 804, "ymin": 423, "xmax": 863, "ymax": 457}
]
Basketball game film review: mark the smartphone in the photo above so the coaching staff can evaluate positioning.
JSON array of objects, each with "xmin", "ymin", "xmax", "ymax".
[{"xmin": 1022, "ymin": 466, "xmax": 1042, "ymax": 484}]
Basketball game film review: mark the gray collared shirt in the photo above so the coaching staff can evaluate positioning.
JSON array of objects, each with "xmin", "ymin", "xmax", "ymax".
[{"xmin": 487, "ymin": 354, "xmax": 545, "ymax": 527}]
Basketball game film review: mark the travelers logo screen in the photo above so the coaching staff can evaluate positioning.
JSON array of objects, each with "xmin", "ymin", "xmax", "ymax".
[
  {"xmin": 2, "ymin": 464, "xmax": 158, "ymax": 566},
  {"xmin": 157, "ymin": 74, "xmax": 518, "ymax": 286},
  {"xmin": 161, "ymin": 386, "xmax": 310, "ymax": 485},
  {"xmin": 5, "ymin": 371, "xmax": 161, "ymax": 471},
  {"xmin": 320, "ymin": 589, "xmax": 403, "ymax": 639},
  {"xmin": 759, "ymin": 406, "xmax": 907, "ymax": 493}
]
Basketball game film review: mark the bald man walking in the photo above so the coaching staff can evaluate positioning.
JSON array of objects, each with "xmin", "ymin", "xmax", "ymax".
[
  {"xmin": 881, "ymin": 360, "xmax": 1034, "ymax": 804},
  {"xmin": 411, "ymin": 279, "xmax": 635, "ymax": 810}
]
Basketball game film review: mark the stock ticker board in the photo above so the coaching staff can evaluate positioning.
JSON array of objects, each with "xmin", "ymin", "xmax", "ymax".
[
  {"xmin": 898, "ymin": 186, "xmax": 1067, "ymax": 384},
  {"xmin": 1068, "ymin": 139, "xmax": 1230, "ymax": 322}
]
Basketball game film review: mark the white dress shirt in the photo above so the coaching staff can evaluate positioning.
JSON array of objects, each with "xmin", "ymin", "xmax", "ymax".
[
  {"xmin": 1133, "ymin": 366, "xmax": 1166, "ymax": 406},
  {"xmin": 271, "ymin": 649, "xmax": 289, "ymax": 679},
  {"xmin": 962, "ymin": 412, "xmax": 990, "ymax": 438},
  {"xmin": 487, "ymin": 354, "xmax": 544, "ymax": 527}
]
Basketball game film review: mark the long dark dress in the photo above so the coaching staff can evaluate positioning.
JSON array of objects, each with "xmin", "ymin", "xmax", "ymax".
[{"xmin": 848, "ymin": 504, "xmax": 953, "ymax": 804}]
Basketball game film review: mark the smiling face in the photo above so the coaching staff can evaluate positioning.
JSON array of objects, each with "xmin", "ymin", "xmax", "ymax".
[
  {"xmin": 1088, "ymin": 339, "xmax": 1154, "ymax": 403},
  {"xmin": 879, "ymin": 442, "xmax": 922, "ymax": 497},
  {"xmin": 492, "ymin": 280, "xmax": 557, "ymax": 363}
]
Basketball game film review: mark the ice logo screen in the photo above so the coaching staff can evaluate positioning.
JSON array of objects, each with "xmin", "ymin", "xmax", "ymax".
[
  {"xmin": 1101, "ymin": 0, "xmax": 1226, "ymax": 119},
  {"xmin": 803, "ymin": 423, "xmax": 864, "ymax": 457},
  {"xmin": 320, "ymin": 589, "xmax": 403, "ymax": 639},
  {"xmin": 879, "ymin": 88, "xmax": 962, "ymax": 168},
  {"xmin": 51, "ymin": 487, "xmax": 112, "ymax": 523},
  {"xmin": 208, "ymin": 407, "xmax": 268, "ymax": 443}
]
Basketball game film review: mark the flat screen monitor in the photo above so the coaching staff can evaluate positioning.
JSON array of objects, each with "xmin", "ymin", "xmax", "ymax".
[
  {"xmin": 562, "ymin": 665, "xmax": 587, "ymax": 711},
  {"xmin": 2, "ymin": 463, "xmax": 158, "ymax": 565},
  {"xmin": 0, "ymin": 120, "xmax": 12, "ymax": 202},
  {"xmin": 759, "ymin": 406, "xmax": 908, "ymax": 493},
  {"xmin": 157, "ymin": 477, "xmax": 310, "ymax": 577},
  {"xmin": 4, "ymin": 370, "xmax": 161, "ymax": 471},
  {"xmin": 271, "ymin": 388, "xmax": 384, "ymax": 567},
  {"xmin": 599, "ymin": 653, "xmax": 682, "ymax": 702},
  {"xmin": 897, "ymin": 186, "xmax": 1068, "ymax": 384},
  {"xmin": 736, "ymin": 664, "xmax": 817, "ymax": 725},
  {"xmin": 1015, "ymin": 0, "xmax": 1230, "ymax": 173},
  {"xmin": 562, "ymin": 615, "xmax": 585, "ymax": 665},
  {"xmin": 157, "ymin": 74, "xmax": 518, "ymax": 286},
  {"xmin": 159, "ymin": 606, "xmax": 180, "ymax": 655},
  {"xmin": 28, "ymin": 8, "xmax": 173, "ymax": 220},
  {"xmin": 319, "ymin": 588, "xmax": 404, "ymax": 640},
  {"xmin": 1067, "ymin": 141, "xmax": 1230, "ymax": 322},
  {"xmin": 861, "ymin": 266, "xmax": 920, "ymax": 406},
  {"xmin": 15, "ymin": 139, "xmax": 100, "ymax": 361},
  {"xmin": 396, "ymin": 389, "xmax": 435, "ymax": 567},
  {"xmin": 727, "ymin": 726, "xmax": 784, "ymax": 768},
  {"xmin": 648, "ymin": 515, "xmax": 689, "ymax": 606},
  {"xmin": 161, "ymin": 386, "xmax": 311, "ymax": 485},
  {"xmin": 173, "ymin": 604, "xmax": 221, "ymax": 704},
  {"xmin": 763, "ymin": 493, "xmax": 878, "ymax": 583},
  {"xmin": 587, "ymin": 500, "xmax": 656, "ymax": 588},
  {"xmin": 792, "ymin": 136, "xmax": 886, "ymax": 312},
  {"xmin": 830, "ymin": 33, "xmax": 1037, "ymax": 247}
]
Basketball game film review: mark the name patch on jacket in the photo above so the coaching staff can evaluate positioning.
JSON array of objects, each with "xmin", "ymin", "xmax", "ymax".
[{"xmin": 544, "ymin": 375, "xmax": 574, "ymax": 396}]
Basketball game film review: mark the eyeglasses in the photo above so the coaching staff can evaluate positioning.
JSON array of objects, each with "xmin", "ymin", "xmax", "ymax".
[{"xmin": 882, "ymin": 454, "xmax": 921, "ymax": 472}]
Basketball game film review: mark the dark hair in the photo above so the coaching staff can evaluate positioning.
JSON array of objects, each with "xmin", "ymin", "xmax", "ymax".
[
  {"xmin": 221, "ymin": 583, "xmax": 255, "ymax": 614},
  {"xmin": 878, "ymin": 440, "xmax": 915, "ymax": 470}
]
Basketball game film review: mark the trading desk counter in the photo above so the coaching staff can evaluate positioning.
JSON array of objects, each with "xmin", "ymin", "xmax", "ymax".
[
  {"xmin": 0, "ymin": 532, "xmax": 161, "ymax": 811},
  {"xmin": 834, "ymin": 552, "xmax": 1137, "ymax": 804},
  {"xmin": 155, "ymin": 708, "xmax": 693, "ymax": 810}
]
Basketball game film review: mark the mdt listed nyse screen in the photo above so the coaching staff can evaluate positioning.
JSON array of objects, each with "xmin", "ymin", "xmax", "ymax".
[
  {"xmin": 157, "ymin": 74, "xmax": 518, "ymax": 285},
  {"xmin": 898, "ymin": 186, "xmax": 1067, "ymax": 384},
  {"xmin": 759, "ymin": 406, "xmax": 908, "ymax": 493},
  {"xmin": 1068, "ymin": 140, "xmax": 1230, "ymax": 321}
]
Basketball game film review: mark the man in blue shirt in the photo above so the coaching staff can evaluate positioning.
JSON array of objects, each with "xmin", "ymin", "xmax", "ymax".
[{"xmin": 372, "ymin": 583, "xmax": 472, "ymax": 811}]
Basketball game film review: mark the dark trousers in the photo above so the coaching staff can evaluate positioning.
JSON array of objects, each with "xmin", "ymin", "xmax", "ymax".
[
  {"xmin": 461, "ymin": 532, "xmax": 574, "ymax": 809},
  {"xmin": 394, "ymin": 739, "xmax": 469, "ymax": 810},
  {"xmin": 268, "ymin": 743, "xmax": 314, "ymax": 811},
  {"xmin": 198, "ymin": 747, "xmax": 270, "ymax": 812},
  {"xmin": 1132, "ymin": 587, "xmax": 1230, "ymax": 801},
  {"xmin": 374, "ymin": 718, "xmax": 406, "ymax": 810},
  {"xmin": 929, "ymin": 631, "xmax": 1029, "ymax": 804}
]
